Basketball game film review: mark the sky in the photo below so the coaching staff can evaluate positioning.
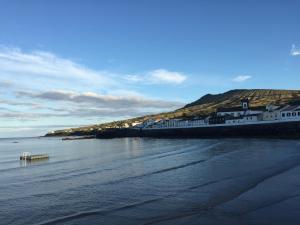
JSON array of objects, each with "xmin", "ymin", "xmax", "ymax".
[{"xmin": 0, "ymin": 0, "xmax": 300, "ymax": 137}]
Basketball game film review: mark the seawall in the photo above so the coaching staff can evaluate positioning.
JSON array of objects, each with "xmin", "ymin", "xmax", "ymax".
[{"xmin": 96, "ymin": 121, "xmax": 300, "ymax": 139}]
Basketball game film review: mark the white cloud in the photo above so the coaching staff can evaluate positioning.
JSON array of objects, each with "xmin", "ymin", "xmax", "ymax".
[
  {"xmin": 124, "ymin": 75, "xmax": 143, "ymax": 82},
  {"xmin": 290, "ymin": 44, "xmax": 300, "ymax": 56},
  {"xmin": 147, "ymin": 69, "xmax": 186, "ymax": 84},
  {"xmin": 125, "ymin": 69, "xmax": 187, "ymax": 85},
  {"xmin": 0, "ymin": 47, "xmax": 187, "ymax": 89},
  {"xmin": 0, "ymin": 99, "xmax": 39, "ymax": 107},
  {"xmin": 232, "ymin": 75, "xmax": 252, "ymax": 82},
  {"xmin": 0, "ymin": 47, "xmax": 115, "ymax": 88},
  {"xmin": 0, "ymin": 80, "xmax": 13, "ymax": 87}
]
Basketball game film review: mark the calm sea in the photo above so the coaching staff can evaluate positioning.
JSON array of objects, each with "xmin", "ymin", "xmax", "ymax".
[{"xmin": 1, "ymin": 137, "xmax": 300, "ymax": 225}]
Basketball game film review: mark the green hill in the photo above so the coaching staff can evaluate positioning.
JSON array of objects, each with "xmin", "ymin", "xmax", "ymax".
[{"xmin": 46, "ymin": 89, "xmax": 300, "ymax": 136}]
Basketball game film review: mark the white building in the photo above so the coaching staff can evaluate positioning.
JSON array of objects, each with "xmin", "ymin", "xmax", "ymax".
[
  {"xmin": 262, "ymin": 105, "xmax": 286, "ymax": 121},
  {"xmin": 141, "ymin": 100, "xmax": 300, "ymax": 130},
  {"xmin": 223, "ymin": 113, "xmax": 259, "ymax": 124},
  {"xmin": 225, "ymin": 117, "xmax": 244, "ymax": 124},
  {"xmin": 243, "ymin": 114, "xmax": 260, "ymax": 122},
  {"xmin": 150, "ymin": 118, "xmax": 207, "ymax": 129},
  {"xmin": 217, "ymin": 99, "xmax": 264, "ymax": 117},
  {"xmin": 131, "ymin": 121, "xmax": 143, "ymax": 127},
  {"xmin": 280, "ymin": 106, "xmax": 300, "ymax": 120}
]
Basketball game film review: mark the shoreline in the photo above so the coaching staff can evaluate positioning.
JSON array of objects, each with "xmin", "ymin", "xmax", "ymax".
[
  {"xmin": 44, "ymin": 121, "xmax": 300, "ymax": 140},
  {"xmin": 92, "ymin": 121, "xmax": 300, "ymax": 139}
]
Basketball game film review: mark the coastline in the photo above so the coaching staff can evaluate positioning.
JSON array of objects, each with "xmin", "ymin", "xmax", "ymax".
[{"xmin": 92, "ymin": 120, "xmax": 300, "ymax": 139}]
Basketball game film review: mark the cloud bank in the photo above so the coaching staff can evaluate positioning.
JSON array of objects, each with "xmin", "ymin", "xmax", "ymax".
[
  {"xmin": 2, "ymin": 89, "xmax": 184, "ymax": 121},
  {"xmin": 17, "ymin": 90, "xmax": 183, "ymax": 110}
]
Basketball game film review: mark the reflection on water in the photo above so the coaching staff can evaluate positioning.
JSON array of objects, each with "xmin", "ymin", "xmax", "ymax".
[
  {"xmin": 0, "ymin": 137, "xmax": 300, "ymax": 225},
  {"xmin": 19, "ymin": 158, "xmax": 50, "ymax": 167}
]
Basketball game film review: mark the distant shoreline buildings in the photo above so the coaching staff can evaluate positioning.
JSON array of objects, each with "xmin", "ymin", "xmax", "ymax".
[{"xmin": 135, "ymin": 99, "xmax": 300, "ymax": 130}]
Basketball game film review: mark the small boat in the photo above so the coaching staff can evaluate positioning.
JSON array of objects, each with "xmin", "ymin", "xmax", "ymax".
[{"xmin": 20, "ymin": 152, "xmax": 49, "ymax": 161}]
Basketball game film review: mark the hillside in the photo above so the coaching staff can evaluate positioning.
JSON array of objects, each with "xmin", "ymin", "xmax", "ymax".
[{"xmin": 46, "ymin": 89, "xmax": 300, "ymax": 136}]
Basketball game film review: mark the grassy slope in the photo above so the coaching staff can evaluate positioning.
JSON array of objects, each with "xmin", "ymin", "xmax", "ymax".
[{"xmin": 46, "ymin": 89, "xmax": 300, "ymax": 136}]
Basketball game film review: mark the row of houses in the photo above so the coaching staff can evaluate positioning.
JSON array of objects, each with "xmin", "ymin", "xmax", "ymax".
[
  {"xmin": 149, "ymin": 118, "xmax": 207, "ymax": 129},
  {"xmin": 135, "ymin": 99, "xmax": 300, "ymax": 129}
]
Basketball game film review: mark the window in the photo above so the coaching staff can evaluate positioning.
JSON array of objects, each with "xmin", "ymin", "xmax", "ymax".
[
  {"xmin": 298, "ymin": 112, "xmax": 300, "ymax": 116},
  {"xmin": 292, "ymin": 112, "xmax": 296, "ymax": 117},
  {"xmin": 282, "ymin": 113, "xmax": 285, "ymax": 117},
  {"xmin": 287, "ymin": 113, "xmax": 291, "ymax": 117}
]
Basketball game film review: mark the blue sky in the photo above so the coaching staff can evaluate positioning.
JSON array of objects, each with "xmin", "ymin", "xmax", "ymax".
[{"xmin": 0, "ymin": 0, "xmax": 300, "ymax": 137}]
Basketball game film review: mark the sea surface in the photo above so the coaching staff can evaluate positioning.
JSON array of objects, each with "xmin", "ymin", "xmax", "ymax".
[{"xmin": 1, "ymin": 137, "xmax": 300, "ymax": 225}]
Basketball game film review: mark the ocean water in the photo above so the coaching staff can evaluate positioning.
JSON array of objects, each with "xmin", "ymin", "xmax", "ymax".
[{"xmin": 1, "ymin": 137, "xmax": 300, "ymax": 225}]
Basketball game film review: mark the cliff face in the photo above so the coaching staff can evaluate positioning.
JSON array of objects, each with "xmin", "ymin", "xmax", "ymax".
[{"xmin": 46, "ymin": 89, "xmax": 300, "ymax": 136}]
